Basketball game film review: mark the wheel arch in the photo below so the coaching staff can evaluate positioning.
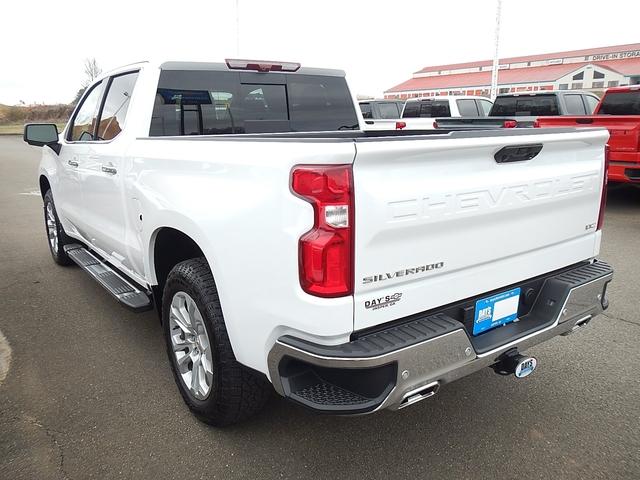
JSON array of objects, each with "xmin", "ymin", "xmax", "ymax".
[
  {"xmin": 39, "ymin": 175, "xmax": 51, "ymax": 199},
  {"xmin": 150, "ymin": 226, "xmax": 205, "ymax": 289}
]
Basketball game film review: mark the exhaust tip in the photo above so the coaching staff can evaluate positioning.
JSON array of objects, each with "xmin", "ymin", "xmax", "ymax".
[
  {"xmin": 561, "ymin": 315, "xmax": 593, "ymax": 336},
  {"xmin": 398, "ymin": 381, "xmax": 440, "ymax": 409}
]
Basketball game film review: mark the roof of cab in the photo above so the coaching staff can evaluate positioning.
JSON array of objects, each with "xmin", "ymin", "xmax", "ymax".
[
  {"xmin": 604, "ymin": 85, "xmax": 640, "ymax": 93},
  {"xmin": 159, "ymin": 61, "xmax": 345, "ymax": 77},
  {"xmin": 404, "ymin": 95, "xmax": 492, "ymax": 103},
  {"xmin": 495, "ymin": 90, "xmax": 598, "ymax": 97}
]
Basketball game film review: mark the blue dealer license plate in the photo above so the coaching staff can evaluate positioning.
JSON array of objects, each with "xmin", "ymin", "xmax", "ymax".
[{"xmin": 473, "ymin": 287, "xmax": 521, "ymax": 336}]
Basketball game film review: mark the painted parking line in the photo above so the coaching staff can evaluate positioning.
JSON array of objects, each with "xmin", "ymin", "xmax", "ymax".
[{"xmin": 0, "ymin": 329, "xmax": 11, "ymax": 385}]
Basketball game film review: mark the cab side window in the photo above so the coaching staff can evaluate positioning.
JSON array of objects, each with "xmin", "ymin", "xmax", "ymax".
[
  {"xmin": 477, "ymin": 99, "xmax": 493, "ymax": 116},
  {"xmin": 456, "ymin": 99, "xmax": 479, "ymax": 116},
  {"xmin": 564, "ymin": 94, "xmax": 586, "ymax": 115},
  {"xmin": 69, "ymin": 82, "xmax": 104, "ymax": 141},
  {"xmin": 360, "ymin": 103, "xmax": 373, "ymax": 119},
  {"xmin": 584, "ymin": 95, "xmax": 599, "ymax": 114},
  {"xmin": 97, "ymin": 72, "xmax": 139, "ymax": 140}
]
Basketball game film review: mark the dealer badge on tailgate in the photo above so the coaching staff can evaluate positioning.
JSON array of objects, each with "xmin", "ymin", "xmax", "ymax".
[{"xmin": 365, "ymin": 293, "xmax": 403, "ymax": 311}]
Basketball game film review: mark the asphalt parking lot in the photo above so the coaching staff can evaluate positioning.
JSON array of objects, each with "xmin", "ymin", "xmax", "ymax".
[{"xmin": 0, "ymin": 134, "xmax": 639, "ymax": 480}]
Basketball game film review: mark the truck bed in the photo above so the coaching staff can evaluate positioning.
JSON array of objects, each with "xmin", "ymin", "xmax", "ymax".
[{"xmin": 138, "ymin": 126, "xmax": 581, "ymax": 141}]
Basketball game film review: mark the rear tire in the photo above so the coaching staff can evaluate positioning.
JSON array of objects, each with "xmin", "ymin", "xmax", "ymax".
[
  {"xmin": 43, "ymin": 189, "xmax": 73, "ymax": 266},
  {"xmin": 162, "ymin": 258, "xmax": 271, "ymax": 426}
]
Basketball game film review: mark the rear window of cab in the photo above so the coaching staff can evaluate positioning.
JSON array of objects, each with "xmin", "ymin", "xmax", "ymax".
[
  {"xmin": 150, "ymin": 70, "xmax": 359, "ymax": 136},
  {"xmin": 491, "ymin": 95, "xmax": 560, "ymax": 116},
  {"xmin": 598, "ymin": 91, "xmax": 640, "ymax": 115}
]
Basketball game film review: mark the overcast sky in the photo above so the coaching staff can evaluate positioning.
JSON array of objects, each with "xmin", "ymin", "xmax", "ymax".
[{"xmin": 1, "ymin": 0, "xmax": 638, "ymax": 105}]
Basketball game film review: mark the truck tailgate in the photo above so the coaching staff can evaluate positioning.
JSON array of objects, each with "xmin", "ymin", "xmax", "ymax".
[{"xmin": 352, "ymin": 129, "xmax": 608, "ymax": 331}]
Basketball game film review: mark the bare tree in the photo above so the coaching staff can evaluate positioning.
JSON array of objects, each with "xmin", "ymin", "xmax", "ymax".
[
  {"xmin": 83, "ymin": 58, "xmax": 102, "ymax": 87},
  {"xmin": 72, "ymin": 58, "xmax": 102, "ymax": 105}
]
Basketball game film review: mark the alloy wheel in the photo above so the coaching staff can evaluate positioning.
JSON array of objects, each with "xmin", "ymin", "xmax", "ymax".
[{"xmin": 169, "ymin": 291, "xmax": 214, "ymax": 400}]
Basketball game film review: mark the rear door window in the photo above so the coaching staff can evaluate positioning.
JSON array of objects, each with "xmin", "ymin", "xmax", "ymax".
[
  {"xmin": 150, "ymin": 70, "xmax": 359, "ymax": 135},
  {"xmin": 456, "ymin": 99, "xmax": 479, "ymax": 116},
  {"xmin": 564, "ymin": 94, "xmax": 586, "ymax": 115}
]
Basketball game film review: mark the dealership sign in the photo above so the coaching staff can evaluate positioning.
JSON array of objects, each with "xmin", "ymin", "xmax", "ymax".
[{"xmin": 588, "ymin": 50, "xmax": 640, "ymax": 61}]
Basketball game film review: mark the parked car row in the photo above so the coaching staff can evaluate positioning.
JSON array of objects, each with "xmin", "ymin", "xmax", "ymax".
[
  {"xmin": 362, "ymin": 86, "xmax": 640, "ymax": 184},
  {"xmin": 360, "ymin": 96, "xmax": 494, "ymax": 130},
  {"xmin": 433, "ymin": 90, "xmax": 601, "ymax": 129}
]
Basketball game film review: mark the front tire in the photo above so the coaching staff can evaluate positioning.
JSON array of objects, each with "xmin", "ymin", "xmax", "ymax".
[
  {"xmin": 43, "ymin": 189, "xmax": 73, "ymax": 266},
  {"xmin": 162, "ymin": 258, "xmax": 271, "ymax": 426}
]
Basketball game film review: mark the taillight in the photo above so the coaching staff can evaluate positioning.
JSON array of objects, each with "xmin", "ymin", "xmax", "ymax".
[
  {"xmin": 395, "ymin": 121, "xmax": 406, "ymax": 130},
  {"xmin": 432, "ymin": 121, "xmax": 439, "ymax": 129},
  {"xmin": 597, "ymin": 144, "xmax": 609, "ymax": 230},
  {"xmin": 291, "ymin": 165, "xmax": 353, "ymax": 297},
  {"xmin": 225, "ymin": 58, "xmax": 301, "ymax": 72},
  {"xmin": 503, "ymin": 120, "xmax": 518, "ymax": 128},
  {"xmin": 533, "ymin": 119, "xmax": 541, "ymax": 128}
]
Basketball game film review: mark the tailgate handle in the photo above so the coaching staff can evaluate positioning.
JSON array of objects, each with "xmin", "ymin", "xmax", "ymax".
[
  {"xmin": 494, "ymin": 144, "xmax": 543, "ymax": 163},
  {"xmin": 575, "ymin": 118, "xmax": 594, "ymax": 124}
]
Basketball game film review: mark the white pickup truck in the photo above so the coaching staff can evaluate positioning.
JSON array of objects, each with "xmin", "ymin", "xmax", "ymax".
[
  {"xmin": 24, "ymin": 59, "xmax": 613, "ymax": 426},
  {"xmin": 362, "ymin": 96, "xmax": 493, "ymax": 131}
]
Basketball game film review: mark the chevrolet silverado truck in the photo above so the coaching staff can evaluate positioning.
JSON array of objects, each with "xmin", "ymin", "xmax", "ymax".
[
  {"xmin": 24, "ymin": 59, "xmax": 613, "ymax": 426},
  {"xmin": 535, "ymin": 86, "xmax": 640, "ymax": 183},
  {"xmin": 399, "ymin": 96, "xmax": 493, "ymax": 130}
]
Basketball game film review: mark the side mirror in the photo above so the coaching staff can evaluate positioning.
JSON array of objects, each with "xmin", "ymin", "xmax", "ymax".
[{"xmin": 23, "ymin": 123, "xmax": 61, "ymax": 154}]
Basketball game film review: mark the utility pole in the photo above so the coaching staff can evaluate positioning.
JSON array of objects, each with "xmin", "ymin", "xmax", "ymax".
[{"xmin": 490, "ymin": 0, "xmax": 502, "ymax": 100}]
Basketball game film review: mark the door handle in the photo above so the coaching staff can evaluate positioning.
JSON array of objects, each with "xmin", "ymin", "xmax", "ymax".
[
  {"xmin": 68, "ymin": 160, "xmax": 79, "ymax": 167},
  {"xmin": 101, "ymin": 164, "xmax": 117, "ymax": 175},
  {"xmin": 494, "ymin": 144, "xmax": 543, "ymax": 163}
]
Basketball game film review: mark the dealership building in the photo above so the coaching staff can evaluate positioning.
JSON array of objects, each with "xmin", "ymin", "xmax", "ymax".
[{"xmin": 384, "ymin": 43, "xmax": 640, "ymax": 99}]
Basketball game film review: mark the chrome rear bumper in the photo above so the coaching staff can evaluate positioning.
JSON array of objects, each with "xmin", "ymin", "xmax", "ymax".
[{"xmin": 267, "ymin": 261, "xmax": 613, "ymax": 414}]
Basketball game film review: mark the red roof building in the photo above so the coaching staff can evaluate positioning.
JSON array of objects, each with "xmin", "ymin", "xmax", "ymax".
[{"xmin": 385, "ymin": 43, "xmax": 640, "ymax": 99}]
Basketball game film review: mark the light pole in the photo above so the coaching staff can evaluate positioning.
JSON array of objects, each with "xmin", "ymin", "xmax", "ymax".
[
  {"xmin": 235, "ymin": 0, "xmax": 240, "ymax": 57},
  {"xmin": 490, "ymin": 0, "xmax": 502, "ymax": 100}
]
